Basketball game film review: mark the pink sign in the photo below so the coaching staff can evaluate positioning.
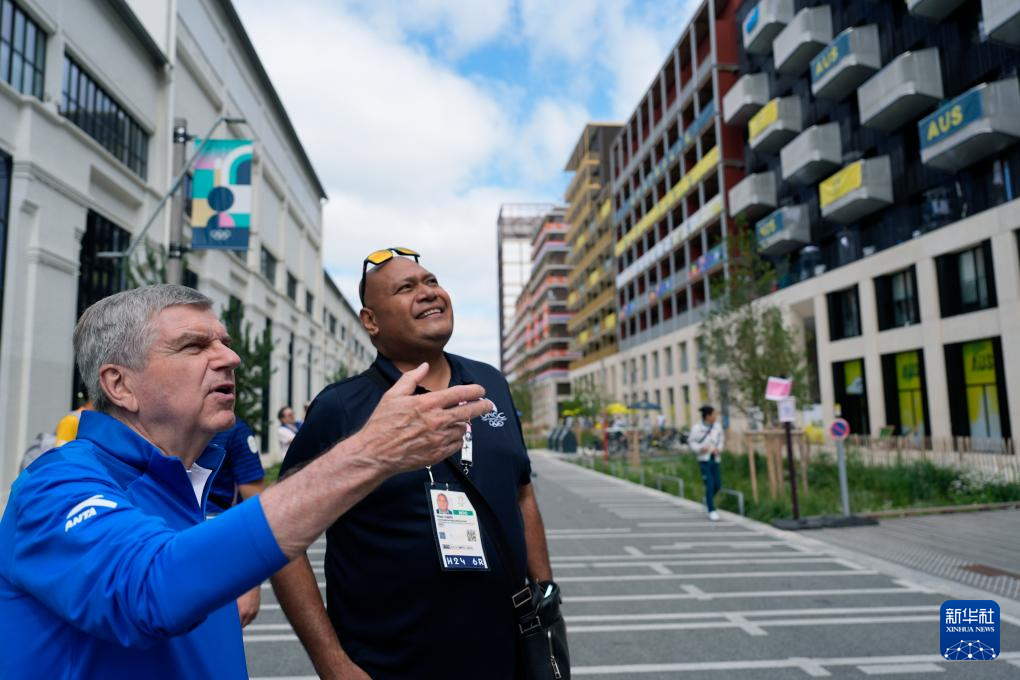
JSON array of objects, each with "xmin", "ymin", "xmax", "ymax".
[{"xmin": 765, "ymin": 376, "xmax": 792, "ymax": 401}]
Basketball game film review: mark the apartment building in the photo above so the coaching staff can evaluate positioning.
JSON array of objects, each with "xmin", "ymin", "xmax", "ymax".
[
  {"xmin": 500, "ymin": 205, "xmax": 573, "ymax": 430},
  {"xmin": 321, "ymin": 271, "xmax": 372, "ymax": 385},
  {"xmin": 0, "ymin": 0, "xmax": 330, "ymax": 500},
  {"xmin": 564, "ymin": 123, "xmax": 622, "ymax": 398},
  {"xmin": 722, "ymin": 0, "xmax": 1020, "ymax": 441},
  {"xmin": 608, "ymin": 0, "xmax": 745, "ymax": 427}
]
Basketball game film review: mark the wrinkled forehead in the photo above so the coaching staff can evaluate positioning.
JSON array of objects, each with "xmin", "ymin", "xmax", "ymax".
[{"xmin": 151, "ymin": 304, "xmax": 224, "ymax": 342}]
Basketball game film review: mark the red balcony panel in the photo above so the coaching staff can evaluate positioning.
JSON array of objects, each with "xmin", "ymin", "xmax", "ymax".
[
  {"xmin": 720, "ymin": 123, "xmax": 745, "ymax": 164},
  {"xmin": 714, "ymin": 18, "xmax": 739, "ymax": 65}
]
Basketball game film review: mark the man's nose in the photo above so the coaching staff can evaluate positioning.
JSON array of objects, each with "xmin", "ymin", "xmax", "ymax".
[
  {"xmin": 416, "ymin": 284, "xmax": 438, "ymax": 301},
  {"xmin": 217, "ymin": 343, "xmax": 242, "ymax": 370}
]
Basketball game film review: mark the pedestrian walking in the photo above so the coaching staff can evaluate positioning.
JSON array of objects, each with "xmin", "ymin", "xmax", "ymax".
[
  {"xmin": 0, "ymin": 284, "xmax": 492, "ymax": 678},
  {"xmin": 271, "ymin": 248, "xmax": 565, "ymax": 680},
  {"xmin": 689, "ymin": 404, "xmax": 724, "ymax": 521}
]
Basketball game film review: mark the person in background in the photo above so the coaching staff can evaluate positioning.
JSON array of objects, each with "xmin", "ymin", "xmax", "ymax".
[
  {"xmin": 689, "ymin": 404, "xmax": 724, "ymax": 521},
  {"xmin": 206, "ymin": 417, "xmax": 267, "ymax": 627},
  {"xmin": 54, "ymin": 397, "xmax": 94, "ymax": 447},
  {"xmin": 277, "ymin": 406, "xmax": 299, "ymax": 453}
]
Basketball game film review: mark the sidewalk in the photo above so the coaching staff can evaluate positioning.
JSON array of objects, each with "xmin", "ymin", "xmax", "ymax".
[{"xmin": 810, "ymin": 509, "xmax": 1020, "ymax": 603}]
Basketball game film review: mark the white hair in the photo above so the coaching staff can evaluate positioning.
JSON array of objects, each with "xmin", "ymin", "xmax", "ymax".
[{"xmin": 73, "ymin": 284, "xmax": 212, "ymax": 412}]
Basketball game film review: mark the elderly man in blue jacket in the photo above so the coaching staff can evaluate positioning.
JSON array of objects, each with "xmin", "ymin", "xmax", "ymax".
[{"xmin": 0, "ymin": 284, "xmax": 492, "ymax": 679}]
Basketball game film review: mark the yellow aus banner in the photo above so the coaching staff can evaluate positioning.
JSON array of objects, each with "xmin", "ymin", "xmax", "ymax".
[
  {"xmin": 599, "ymin": 199, "xmax": 611, "ymax": 220},
  {"xmin": 748, "ymin": 98, "xmax": 779, "ymax": 141},
  {"xmin": 819, "ymin": 160, "xmax": 863, "ymax": 208},
  {"xmin": 588, "ymin": 269, "xmax": 601, "ymax": 286},
  {"xmin": 604, "ymin": 312, "xmax": 616, "ymax": 330},
  {"xmin": 963, "ymin": 339, "xmax": 996, "ymax": 385},
  {"xmin": 896, "ymin": 351, "xmax": 921, "ymax": 391}
]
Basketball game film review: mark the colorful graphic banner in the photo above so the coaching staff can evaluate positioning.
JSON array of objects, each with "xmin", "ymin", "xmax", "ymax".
[
  {"xmin": 844, "ymin": 359, "xmax": 864, "ymax": 396},
  {"xmin": 896, "ymin": 351, "xmax": 924, "ymax": 436},
  {"xmin": 811, "ymin": 30, "xmax": 851, "ymax": 84},
  {"xmin": 190, "ymin": 139, "xmax": 253, "ymax": 251},
  {"xmin": 918, "ymin": 87, "xmax": 983, "ymax": 151},
  {"xmin": 819, "ymin": 160, "xmax": 863, "ymax": 209},
  {"xmin": 756, "ymin": 210, "xmax": 784, "ymax": 246}
]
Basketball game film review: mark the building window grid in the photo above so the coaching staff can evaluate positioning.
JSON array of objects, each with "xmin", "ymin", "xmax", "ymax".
[
  {"xmin": 890, "ymin": 270, "xmax": 919, "ymax": 328},
  {"xmin": 305, "ymin": 291, "xmax": 314, "ymax": 315},
  {"xmin": 59, "ymin": 55, "xmax": 148, "ymax": 179},
  {"xmin": 0, "ymin": 0, "xmax": 45, "ymax": 98},
  {"xmin": 959, "ymin": 247, "xmax": 990, "ymax": 311},
  {"xmin": 260, "ymin": 247, "xmax": 277, "ymax": 285}
]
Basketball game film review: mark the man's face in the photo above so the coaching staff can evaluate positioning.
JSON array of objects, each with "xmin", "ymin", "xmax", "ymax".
[
  {"xmin": 437, "ymin": 494, "xmax": 449, "ymax": 512},
  {"xmin": 281, "ymin": 408, "xmax": 294, "ymax": 424},
  {"xmin": 361, "ymin": 258, "xmax": 454, "ymax": 354},
  {"xmin": 126, "ymin": 305, "xmax": 239, "ymax": 439}
]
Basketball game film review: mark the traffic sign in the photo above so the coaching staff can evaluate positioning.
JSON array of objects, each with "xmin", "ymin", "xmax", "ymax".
[
  {"xmin": 778, "ymin": 397, "xmax": 796, "ymax": 423},
  {"xmin": 829, "ymin": 418, "xmax": 850, "ymax": 441}
]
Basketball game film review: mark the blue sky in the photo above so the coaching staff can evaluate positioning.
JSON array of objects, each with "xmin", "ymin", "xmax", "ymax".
[{"xmin": 235, "ymin": 0, "xmax": 696, "ymax": 366}]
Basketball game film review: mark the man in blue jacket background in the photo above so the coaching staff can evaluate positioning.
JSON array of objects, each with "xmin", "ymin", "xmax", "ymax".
[{"xmin": 0, "ymin": 284, "xmax": 493, "ymax": 679}]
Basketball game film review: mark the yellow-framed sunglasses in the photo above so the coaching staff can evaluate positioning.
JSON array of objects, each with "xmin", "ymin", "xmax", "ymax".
[{"xmin": 359, "ymin": 247, "xmax": 420, "ymax": 304}]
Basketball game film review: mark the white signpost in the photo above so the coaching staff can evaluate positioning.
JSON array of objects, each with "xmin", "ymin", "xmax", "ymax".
[{"xmin": 778, "ymin": 397, "xmax": 797, "ymax": 423}]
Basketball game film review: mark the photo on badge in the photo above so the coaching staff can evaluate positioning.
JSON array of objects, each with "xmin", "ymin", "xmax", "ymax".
[{"xmin": 426, "ymin": 484, "xmax": 489, "ymax": 572}]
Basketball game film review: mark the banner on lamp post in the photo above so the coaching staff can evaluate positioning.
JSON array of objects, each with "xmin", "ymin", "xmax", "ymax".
[
  {"xmin": 765, "ymin": 376, "xmax": 793, "ymax": 401},
  {"xmin": 190, "ymin": 139, "xmax": 253, "ymax": 251}
]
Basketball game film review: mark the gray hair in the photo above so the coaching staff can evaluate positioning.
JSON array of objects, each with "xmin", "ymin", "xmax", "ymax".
[{"xmin": 73, "ymin": 284, "xmax": 212, "ymax": 413}]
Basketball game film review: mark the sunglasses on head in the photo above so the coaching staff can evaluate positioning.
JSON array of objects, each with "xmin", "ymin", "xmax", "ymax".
[{"xmin": 359, "ymin": 247, "xmax": 421, "ymax": 304}]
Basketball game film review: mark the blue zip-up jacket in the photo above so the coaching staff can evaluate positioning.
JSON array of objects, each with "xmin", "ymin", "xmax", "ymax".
[{"xmin": 0, "ymin": 411, "xmax": 288, "ymax": 678}]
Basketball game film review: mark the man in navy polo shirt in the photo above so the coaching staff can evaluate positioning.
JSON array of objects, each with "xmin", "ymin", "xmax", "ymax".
[
  {"xmin": 207, "ymin": 417, "xmax": 267, "ymax": 626},
  {"xmin": 271, "ymin": 250, "xmax": 555, "ymax": 679}
]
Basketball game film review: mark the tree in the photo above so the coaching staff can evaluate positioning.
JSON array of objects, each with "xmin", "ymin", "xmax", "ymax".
[
  {"xmin": 559, "ymin": 382, "xmax": 611, "ymax": 419},
  {"xmin": 700, "ymin": 227, "xmax": 809, "ymax": 426},
  {"xmin": 221, "ymin": 299, "xmax": 274, "ymax": 440},
  {"xmin": 327, "ymin": 363, "xmax": 350, "ymax": 384},
  {"xmin": 509, "ymin": 379, "xmax": 533, "ymax": 426}
]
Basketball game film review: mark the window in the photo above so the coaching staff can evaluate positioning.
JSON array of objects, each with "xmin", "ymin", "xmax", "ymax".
[
  {"xmin": 664, "ymin": 346, "xmax": 673, "ymax": 376},
  {"xmin": 875, "ymin": 268, "xmax": 920, "ymax": 331},
  {"xmin": 641, "ymin": 355, "xmax": 648, "ymax": 381},
  {"xmin": 183, "ymin": 269, "xmax": 199, "ymax": 290},
  {"xmin": 341, "ymin": 325, "xmax": 347, "ymax": 341},
  {"xmin": 305, "ymin": 291, "xmax": 314, "ymax": 315},
  {"xmin": 937, "ymin": 242, "xmax": 997, "ymax": 317},
  {"xmin": 652, "ymin": 351, "xmax": 660, "ymax": 379},
  {"xmin": 827, "ymin": 286, "xmax": 861, "ymax": 340},
  {"xmin": 286, "ymin": 272, "xmax": 298, "ymax": 301},
  {"xmin": 679, "ymin": 342, "xmax": 688, "ymax": 373},
  {"xmin": 60, "ymin": 55, "xmax": 148, "ymax": 178},
  {"xmin": 832, "ymin": 359, "xmax": 869, "ymax": 436},
  {"xmin": 1, "ymin": 0, "xmax": 45, "ymax": 98},
  {"xmin": 881, "ymin": 350, "xmax": 929, "ymax": 438},
  {"xmin": 328, "ymin": 314, "xmax": 337, "ymax": 336},
  {"xmin": 944, "ymin": 338, "xmax": 1011, "ymax": 441},
  {"xmin": 260, "ymin": 247, "xmax": 277, "ymax": 284}
]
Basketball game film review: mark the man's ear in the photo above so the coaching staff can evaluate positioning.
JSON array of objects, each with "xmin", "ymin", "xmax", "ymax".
[
  {"xmin": 360, "ymin": 308, "xmax": 379, "ymax": 337},
  {"xmin": 98, "ymin": 364, "xmax": 140, "ymax": 413}
]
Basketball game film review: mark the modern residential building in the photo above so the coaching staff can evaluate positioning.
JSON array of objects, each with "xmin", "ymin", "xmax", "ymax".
[
  {"xmin": 499, "ymin": 205, "xmax": 573, "ymax": 431},
  {"xmin": 564, "ymin": 123, "xmax": 622, "ymax": 399},
  {"xmin": 0, "ymin": 0, "xmax": 331, "ymax": 499},
  {"xmin": 723, "ymin": 0, "xmax": 1020, "ymax": 442},
  {"xmin": 608, "ymin": 0, "xmax": 745, "ymax": 427}
]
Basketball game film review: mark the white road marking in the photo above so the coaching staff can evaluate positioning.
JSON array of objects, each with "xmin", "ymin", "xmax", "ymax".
[
  {"xmin": 564, "ymin": 586, "xmax": 926, "ymax": 603},
  {"xmin": 553, "ymin": 550, "xmax": 817, "ymax": 562},
  {"xmin": 648, "ymin": 563, "xmax": 673, "ymax": 575},
  {"xmin": 565, "ymin": 605, "xmax": 937, "ymax": 622},
  {"xmin": 548, "ymin": 531, "xmax": 764, "ymax": 540},
  {"xmin": 649, "ymin": 541, "xmax": 784, "ymax": 550},
  {"xmin": 858, "ymin": 663, "xmax": 944, "ymax": 675},
  {"xmin": 565, "ymin": 614, "xmax": 935, "ymax": 634},
  {"xmin": 623, "ymin": 546, "xmax": 644, "ymax": 556},
  {"xmin": 556, "ymin": 569, "xmax": 877, "ymax": 583}
]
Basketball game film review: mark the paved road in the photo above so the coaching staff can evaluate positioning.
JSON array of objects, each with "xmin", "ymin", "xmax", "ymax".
[{"xmin": 245, "ymin": 453, "xmax": 1020, "ymax": 678}]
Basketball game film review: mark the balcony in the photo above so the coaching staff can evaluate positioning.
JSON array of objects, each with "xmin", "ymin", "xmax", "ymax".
[
  {"xmin": 756, "ymin": 205, "xmax": 811, "ymax": 256},
  {"xmin": 723, "ymin": 73, "xmax": 770, "ymax": 125},
  {"xmin": 773, "ymin": 5, "xmax": 832, "ymax": 75},
  {"xmin": 811, "ymin": 25, "xmax": 881, "ymax": 101},
  {"xmin": 857, "ymin": 48, "xmax": 943, "ymax": 132},
  {"xmin": 748, "ymin": 96, "xmax": 802, "ymax": 154},
  {"xmin": 918, "ymin": 77, "xmax": 1020, "ymax": 171},
  {"xmin": 781, "ymin": 123, "xmax": 842, "ymax": 185},
  {"xmin": 907, "ymin": 0, "xmax": 968, "ymax": 20},
  {"xmin": 819, "ymin": 156, "xmax": 893, "ymax": 224},
  {"xmin": 742, "ymin": 0, "xmax": 795, "ymax": 56},
  {"xmin": 728, "ymin": 171, "xmax": 777, "ymax": 219},
  {"xmin": 983, "ymin": 0, "xmax": 1020, "ymax": 45}
]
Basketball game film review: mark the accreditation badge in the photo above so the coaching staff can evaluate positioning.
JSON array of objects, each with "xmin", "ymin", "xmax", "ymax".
[{"xmin": 427, "ymin": 484, "xmax": 489, "ymax": 571}]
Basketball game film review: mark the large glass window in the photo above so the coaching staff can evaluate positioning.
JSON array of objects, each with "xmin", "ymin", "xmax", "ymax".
[
  {"xmin": 0, "ymin": 0, "xmax": 45, "ymax": 98},
  {"xmin": 75, "ymin": 211, "xmax": 130, "ymax": 405},
  {"xmin": 881, "ymin": 350, "xmax": 929, "ymax": 438},
  {"xmin": 833, "ymin": 358, "xmax": 869, "ymax": 436},
  {"xmin": 936, "ymin": 242, "xmax": 997, "ymax": 317},
  {"xmin": 827, "ymin": 286, "xmax": 861, "ymax": 340},
  {"xmin": 60, "ymin": 55, "xmax": 149, "ymax": 179},
  {"xmin": 260, "ymin": 246, "xmax": 277, "ymax": 284},
  {"xmin": 875, "ymin": 268, "xmax": 920, "ymax": 331},
  {"xmin": 287, "ymin": 272, "xmax": 298, "ymax": 301}
]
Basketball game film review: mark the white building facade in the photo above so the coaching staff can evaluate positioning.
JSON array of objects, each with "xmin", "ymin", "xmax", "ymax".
[{"xmin": 0, "ymin": 0, "xmax": 335, "ymax": 501}]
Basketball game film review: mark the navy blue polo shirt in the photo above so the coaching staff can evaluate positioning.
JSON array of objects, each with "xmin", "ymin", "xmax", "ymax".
[
  {"xmin": 279, "ymin": 353, "xmax": 531, "ymax": 680},
  {"xmin": 206, "ymin": 419, "xmax": 265, "ymax": 513}
]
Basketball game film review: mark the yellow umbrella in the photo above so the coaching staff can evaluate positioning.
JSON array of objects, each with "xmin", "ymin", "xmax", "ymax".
[{"xmin": 605, "ymin": 402, "xmax": 631, "ymax": 415}]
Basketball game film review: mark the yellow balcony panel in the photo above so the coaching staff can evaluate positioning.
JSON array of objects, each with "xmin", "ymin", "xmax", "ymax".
[{"xmin": 819, "ymin": 156, "xmax": 893, "ymax": 224}]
